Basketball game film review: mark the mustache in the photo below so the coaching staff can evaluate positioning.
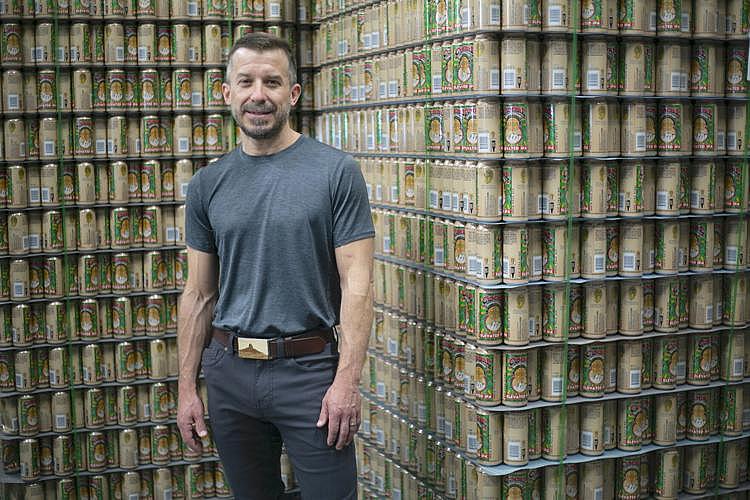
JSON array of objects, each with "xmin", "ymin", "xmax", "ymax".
[{"xmin": 242, "ymin": 103, "xmax": 276, "ymax": 113}]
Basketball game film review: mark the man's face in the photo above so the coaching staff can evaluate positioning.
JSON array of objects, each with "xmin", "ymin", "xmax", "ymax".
[{"xmin": 222, "ymin": 48, "xmax": 301, "ymax": 140}]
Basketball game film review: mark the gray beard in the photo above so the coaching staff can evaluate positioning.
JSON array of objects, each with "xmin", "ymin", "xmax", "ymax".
[{"xmin": 233, "ymin": 106, "xmax": 290, "ymax": 140}]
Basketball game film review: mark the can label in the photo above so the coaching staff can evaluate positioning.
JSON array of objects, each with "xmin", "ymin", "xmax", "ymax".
[
  {"xmin": 503, "ymin": 103, "xmax": 529, "ymax": 153},
  {"xmin": 687, "ymin": 392, "xmax": 711, "ymax": 439},
  {"xmin": 204, "ymin": 69, "xmax": 225, "ymax": 107},
  {"xmin": 441, "ymin": 45, "xmax": 454, "ymax": 93},
  {"xmin": 618, "ymin": 457, "xmax": 640, "ymax": 499},
  {"xmin": 693, "ymin": 106, "xmax": 716, "ymax": 152},
  {"xmin": 1, "ymin": 24, "xmax": 23, "ymax": 64},
  {"xmin": 581, "ymin": 344, "xmax": 606, "ymax": 394},
  {"xmin": 412, "ymin": 50, "xmax": 431, "ymax": 96},
  {"xmin": 453, "ymin": 42, "xmax": 474, "ymax": 91},
  {"xmin": 142, "ymin": 116, "xmax": 162, "ymax": 155},
  {"xmin": 426, "ymin": 107, "xmax": 444, "ymax": 152},
  {"xmin": 726, "ymin": 45, "xmax": 747, "ymax": 94},
  {"xmin": 690, "ymin": 46, "xmax": 710, "ymax": 93},
  {"xmin": 477, "ymin": 291, "xmax": 503, "ymax": 343},
  {"xmin": 37, "ymin": 72, "xmax": 57, "ymax": 111},
  {"xmin": 112, "ymin": 210, "xmax": 130, "ymax": 247},
  {"xmin": 658, "ymin": 104, "xmax": 683, "ymax": 151},
  {"xmin": 620, "ymin": 400, "xmax": 645, "ymax": 448},
  {"xmin": 473, "ymin": 351, "xmax": 497, "ymax": 402},
  {"xmin": 502, "ymin": 352, "xmax": 527, "ymax": 404},
  {"xmin": 141, "ymin": 71, "xmax": 160, "ymax": 108},
  {"xmin": 689, "ymin": 222, "xmax": 710, "ymax": 268},
  {"xmin": 688, "ymin": 336, "xmax": 712, "ymax": 383},
  {"xmin": 107, "ymin": 70, "xmax": 126, "ymax": 109}
]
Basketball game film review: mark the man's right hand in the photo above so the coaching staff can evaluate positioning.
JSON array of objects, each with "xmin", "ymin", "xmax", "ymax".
[{"xmin": 177, "ymin": 389, "xmax": 208, "ymax": 452}]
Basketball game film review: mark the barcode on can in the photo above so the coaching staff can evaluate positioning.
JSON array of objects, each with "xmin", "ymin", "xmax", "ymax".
[
  {"xmin": 490, "ymin": 70, "xmax": 500, "ymax": 90},
  {"xmin": 41, "ymin": 188, "xmax": 51, "ymax": 203},
  {"xmin": 7, "ymin": 94, "xmax": 19, "ymax": 110},
  {"xmin": 551, "ymin": 376, "xmax": 563, "ymax": 395},
  {"xmin": 379, "ymin": 82, "xmax": 387, "ymax": 99},
  {"xmin": 552, "ymin": 69, "xmax": 566, "ymax": 89},
  {"xmin": 116, "ymin": 47, "xmax": 125, "ymax": 61},
  {"xmin": 727, "ymin": 132, "xmax": 738, "ymax": 151},
  {"xmin": 70, "ymin": 47, "xmax": 80, "ymax": 62},
  {"xmin": 382, "ymin": 235, "xmax": 391, "ymax": 254},
  {"xmin": 430, "ymin": 190, "xmax": 439, "ymax": 208},
  {"xmin": 671, "ymin": 72, "xmax": 683, "ymax": 90},
  {"xmin": 467, "ymin": 433, "xmax": 478, "ymax": 452},
  {"xmin": 43, "ymin": 141, "xmax": 55, "ymax": 156},
  {"xmin": 533, "ymin": 256, "xmax": 543, "ymax": 275},
  {"xmin": 676, "ymin": 361, "xmax": 686, "ymax": 377},
  {"xmin": 507, "ymin": 441, "xmax": 522, "ymax": 460},
  {"xmin": 96, "ymin": 140, "xmax": 107, "ymax": 155},
  {"xmin": 609, "ymin": 368, "xmax": 617, "ymax": 386},
  {"xmin": 55, "ymin": 414, "xmax": 67, "ymax": 429},
  {"xmin": 434, "ymin": 247, "xmax": 445, "ymax": 267},
  {"xmin": 622, "ymin": 252, "xmax": 636, "ymax": 271},
  {"xmin": 375, "ymin": 184, "xmax": 382, "ymax": 201},
  {"xmin": 138, "ymin": 47, "xmax": 148, "ymax": 61},
  {"xmin": 649, "ymin": 12, "xmax": 657, "ymax": 30},
  {"xmin": 478, "ymin": 133, "xmax": 490, "ymax": 152},
  {"xmin": 734, "ymin": 358, "xmax": 744, "ymax": 376},
  {"xmin": 28, "ymin": 235, "xmax": 39, "ymax": 249},
  {"xmin": 442, "ymin": 192, "xmax": 452, "ymax": 209},
  {"xmin": 445, "ymin": 420, "xmax": 453, "ymax": 440},
  {"xmin": 681, "ymin": 13, "xmax": 690, "ymax": 31},
  {"xmin": 726, "ymin": 246, "xmax": 739, "ymax": 265},
  {"xmin": 594, "ymin": 254, "xmax": 605, "ymax": 272},
  {"xmin": 635, "ymin": 133, "xmax": 646, "ymax": 151},
  {"xmin": 270, "ymin": 2, "xmax": 281, "ymax": 16},
  {"xmin": 656, "ymin": 191, "xmax": 669, "ymax": 209},
  {"xmin": 629, "ymin": 369, "xmax": 641, "ymax": 388},
  {"xmin": 490, "ymin": 5, "xmax": 501, "ymax": 23},
  {"xmin": 13, "ymin": 282, "xmax": 24, "ymax": 297},
  {"xmin": 587, "ymin": 70, "xmax": 601, "ymax": 89},
  {"xmin": 390, "ymin": 186, "xmax": 399, "ymax": 203},
  {"xmin": 29, "ymin": 188, "xmax": 40, "ymax": 204},
  {"xmin": 581, "ymin": 430, "xmax": 594, "ymax": 449},
  {"xmin": 547, "ymin": 5, "xmax": 562, "ymax": 25},
  {"xmin": 705, "ymin": 305, "xmax": 713, "ymax": 323},
  {"xmin": 178, "ymin": 138, "xmax": 189, "ymax": 152},
  {"xmin": 503, "ymin": 69, "xmax": 517, "ymax": 89},
  {"xmin": 188, "ymin": 1, "xmax": 198, "ymax": 15}
]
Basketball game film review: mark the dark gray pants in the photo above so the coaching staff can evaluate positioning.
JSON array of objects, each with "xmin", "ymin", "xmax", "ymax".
[{"xmin": 201, "ymin": 338, "xmax": 357, "ymax": 500}]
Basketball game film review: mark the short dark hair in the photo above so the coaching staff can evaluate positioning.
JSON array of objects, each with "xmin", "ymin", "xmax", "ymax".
[{"xmin": 226, "ymin": 32, "xmax": 297, "ymax": 86}]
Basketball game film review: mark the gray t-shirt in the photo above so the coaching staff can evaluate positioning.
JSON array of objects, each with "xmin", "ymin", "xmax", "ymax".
[{"xmin": 185, "ymin": 135, "xmax": 375, "ymax": 337}]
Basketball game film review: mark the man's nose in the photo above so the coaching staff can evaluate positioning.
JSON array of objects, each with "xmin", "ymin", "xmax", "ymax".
[{"xmin": 248, "ymin": 82, "xmax": 267, "ymax": 102}]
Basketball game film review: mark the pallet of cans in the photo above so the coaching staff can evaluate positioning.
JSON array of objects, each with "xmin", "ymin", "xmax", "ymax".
[
  {"xmin": 311, "ymin": 0, "xmax": 750, "ymax": 496},
  {"xmin": 0, "ymin": 0, "xmax": 308, "ymax": 491}
]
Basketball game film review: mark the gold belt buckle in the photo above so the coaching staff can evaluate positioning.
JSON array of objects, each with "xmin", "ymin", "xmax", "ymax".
[{"xmin": 236, "ymin": 337, "xmax": 271, "ymax": 360}]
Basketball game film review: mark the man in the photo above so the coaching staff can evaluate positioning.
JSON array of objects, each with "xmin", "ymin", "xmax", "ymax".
[{"xmin": 177, "ymin": 32, "xmax": 375, "ymax": 500}]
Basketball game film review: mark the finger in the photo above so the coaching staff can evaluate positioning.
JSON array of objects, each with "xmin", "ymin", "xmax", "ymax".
[
  {"xmin": 327, "ymin": 408, "xmax": 341, "ymax": 447},
  {"xmin": 193, "ymin": 412, "xmax": 208, "ymax": 438},
  {"xmin": 336, "ymin": 414, "xmax": 352, "ymax": 450},
  {"xmin": 178, "ymin": 420, "xmax": 201, "ymax": 451},
  {"xmin": 316, "ymin": 399, "xmax": 329, "ymax": 428}
]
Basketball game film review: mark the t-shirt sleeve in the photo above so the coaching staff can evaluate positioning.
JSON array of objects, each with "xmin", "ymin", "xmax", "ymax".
[
  {"xmin": 185, "ymin": 170, "xmax": 217, "ymax": 253},
  {"xmin": 332, "ymin": 156, "xmax": 375, "ymax": 248}
]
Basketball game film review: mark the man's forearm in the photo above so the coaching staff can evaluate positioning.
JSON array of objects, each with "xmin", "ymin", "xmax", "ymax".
[
  {"xmin": 336, "ymin": 282, "xmax": 374, "ymax": 385},
  {"xmin": 178, "ymin": 288, "xmax": 217, "ymax": 392}
]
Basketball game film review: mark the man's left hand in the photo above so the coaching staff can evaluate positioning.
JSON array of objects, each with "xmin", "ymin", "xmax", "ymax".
[{"xmin": 316, "ymin": 377, "xmax": 361, "ymax": 450}]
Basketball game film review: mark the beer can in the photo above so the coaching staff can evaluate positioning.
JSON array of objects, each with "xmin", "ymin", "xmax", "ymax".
[
  {"xmin": 502, "ymin": 100, "xmax": 543, "ymax": 158},
  {"xmin": 501, "ymin": 225, "xmax": 527, "ymax": 284},
  {"xmin": 542, "ymin": 223, "xmax": 580, "ymax": 279},
  {"xmin": 474, "ymin": 409, "xmax": 501, "ymax": 466},
  {"xmin": 686, "ymin": 390, "xmax": 712, "ymax": 440},
  {"xmin": 617, "ymin": 340, "xmax": 643, "ymax": 393},
  {"xmin": 619, "ymin": 41, "xmax": 656, "ymax": 95},
  {"xmin": 543, "ymin": 100, "xmax": 582, "ymax": 157},
  {"xmin": 1, "ymin": 24, "xmax": 23, "ymax": 65},
  {"xmin": 500, "ymin": 37, "xmax": 540, "ymax": 95},
  {"xmin": 617, "ymin": 398, "xmax": 644, "ymax": 451},
  {"xmin": 581, "ymin": 161, "xmax": 608, "ymax": 217},
  {"xmin": 500, "ymin": 411, "xmax": 527, "ymax": 466},
  {"xmin": 580, "ymin": 343, "xmax": 606, "ymax": 397},
  {"xmin": 19, "ymin": 438, "xmax": 39, "ymax": 480},
  {"xmin": 580, "ymin": 402, "xmax": 604, "ymax": 456},
  {"xmin": 690, "ymin": 42, "xmax": 725, "ymax": 97},
  {"xmin": 693, "ymin": 102, "xmax": 727, "ymax": 155}
]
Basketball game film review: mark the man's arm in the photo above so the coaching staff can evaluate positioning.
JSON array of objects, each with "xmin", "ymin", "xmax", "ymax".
[
  {"xmin": 177, "ymin": 247, "xmax": 219, "ymax": 452},
  {"xmin": 317, "ymin": 237, "xmax": 375, "ymax": 450}
]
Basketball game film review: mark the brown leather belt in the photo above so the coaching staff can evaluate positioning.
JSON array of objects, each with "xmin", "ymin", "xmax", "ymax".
[{"xmin": 211, "ymin": 327, "xmax": 336, "ymax": 360}]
